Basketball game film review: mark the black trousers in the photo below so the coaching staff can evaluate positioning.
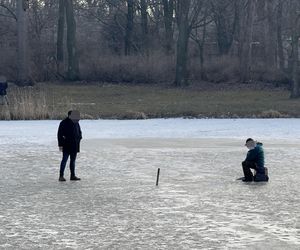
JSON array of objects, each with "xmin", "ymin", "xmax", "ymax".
[
  {"xmin": 60, "ymin": 152, "xmax": 77, "ymax": 177},
  {"xmin": 242, "ymin": 161, "xmax": 257, "ymax": 181}
]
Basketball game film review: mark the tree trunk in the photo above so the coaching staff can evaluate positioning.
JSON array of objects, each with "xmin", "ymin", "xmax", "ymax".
[
  {"xmin": 140, "ymin": 0, "xmax": 148, "ymax": 55},
  {"xmin": 200, "ymin": 15, "xmax": 208, "ymax": 80},
  {"xmin": 16, "ymin": 0, "xmax": 31, "ymax": 86},
  {"xmin": 65, "ymin": 0, "xmax": 79, "ymax": 80},
  {"xmin": 277, "ymin": 0, "xmax": 284, "ymax": 71},
  {"xmin": 291, "ymin": 33, "xmax": 299, "ymax": 98},
  {"xmin": 174, "ymin": 0, "xmax": 191, "ymax": 87},
  {"xmin": 163, "ymin": 0, "xmax": 174, "ymax": 54},
  {"xmin": 290, "ymin": 0, "xmax": 300, "ymax": 98},
  {"xmin": 231, "ymin": 0, "xmax": 240, "ymax": 56},
  {"xmin": 214, "ymin": 12, "xmax": 231, "ymax": 55},
  {"xmin": 239, "ymin": 0, "xmax": 255, "ymax": 83},
  {"xmin": 266, "ymin": 0, "xmax": 277, "ymax": 70},
  {"xmin": 57, "ymin": 0, "xmax": 65, "ymax": 75},
  {"xmin": 211, "ymin": 1, "xmax": 237, "ymax": 55},
  {"xmin": 125, "ymin": 0, "xmax": 134, "ymax": 55},
  {"xmin": 256, "ymin": 0, "xmax": 267, "ymax": 61}
]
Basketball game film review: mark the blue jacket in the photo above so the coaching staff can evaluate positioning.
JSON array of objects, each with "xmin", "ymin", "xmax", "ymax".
[{"xmin": 245, "ymin": 143, "xmax": 264, "ymax": 170}]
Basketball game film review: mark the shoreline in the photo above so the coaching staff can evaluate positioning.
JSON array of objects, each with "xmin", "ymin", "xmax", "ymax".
[
  {"xmin": 0, "ymin": 114, "xmax": 297, "ymax": 121},
  {"xmin": 0, "ymin": 82, "xmax": 299, "ymax": 120}
]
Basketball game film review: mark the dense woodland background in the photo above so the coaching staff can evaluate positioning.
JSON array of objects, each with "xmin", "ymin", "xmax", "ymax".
[{"xmin": 1, "ymin": 0, "xmax": 300, "ymax": 98}]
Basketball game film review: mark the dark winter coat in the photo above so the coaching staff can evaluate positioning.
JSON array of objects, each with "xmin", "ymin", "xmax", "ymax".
[
  {"xmin": 57, "ymin": 117, "xmax": 82, "ymax": 153},
  {"xmin": 245, "ymin": 143, "xmax": 264, "ymax": 171}
]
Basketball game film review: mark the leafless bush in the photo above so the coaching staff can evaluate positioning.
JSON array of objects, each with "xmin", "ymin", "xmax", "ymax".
[
  {"xmin": 252, "ymin": 65, "xmax": 290, "ymax": 86},
  {"xmin": 80, "ymin": 52, "xmax": 175, "ymax": 84},
  {"xmin": 204, "ymin": 56, "xmax": 240, "ymax": 83}
]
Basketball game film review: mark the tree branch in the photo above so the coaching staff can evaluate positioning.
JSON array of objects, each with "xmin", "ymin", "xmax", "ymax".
[{"xmin": 0, "ymin": 4, "xmax": 17, "ymax": 21}]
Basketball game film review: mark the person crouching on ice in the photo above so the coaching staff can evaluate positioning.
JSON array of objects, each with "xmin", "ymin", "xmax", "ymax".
[{"xmin": 242, "ymin": 138, "xmax": 269, "ymax": 182}]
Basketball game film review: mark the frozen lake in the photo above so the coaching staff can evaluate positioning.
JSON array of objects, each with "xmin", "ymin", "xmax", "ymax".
[{"xmin": 0, "ymin": 119, "xmax": 300, "ymax": 249}]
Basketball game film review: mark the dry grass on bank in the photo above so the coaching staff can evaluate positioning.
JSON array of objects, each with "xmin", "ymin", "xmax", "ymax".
[
  {"xmin": 0, "ymin": 86, "xmax": 48, "ymax": 120},
  {"xmin": 0, "ymin": 82, "xmax": 299, "ymax": 120},
  {"xmin": 0, "ymin": 85, "xmax": 70, "ymax": 120}
]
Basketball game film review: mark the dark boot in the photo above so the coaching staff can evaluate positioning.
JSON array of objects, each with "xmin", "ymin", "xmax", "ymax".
[
  {"xmin": 59, "ymin": 176, "xmax": 66, "ymax": 182},
  {"xmin": 70, "ymin": 176, "xmax": 81, "ymax": 181},
  {"xmin": 242, "ymin": 177, "xmax": 253, "ymax": 182}
]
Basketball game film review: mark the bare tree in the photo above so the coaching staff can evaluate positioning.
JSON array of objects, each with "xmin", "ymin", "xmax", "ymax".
[
  {"xmin": 56, "ymin": 0, "xmax": 79, "ymax": 80},
  {"xmin": 277, "ymin": 0, "xmax": 284, "ymax": 71},
  {"xmin": 16, "ymin": 0, "xmax": 31, "ymax": 86},
  {"xmin": 265, "ymin": 0, "xmax": 277, "ymax": 70},
  {"xmin": 57, "ymin": 0, "xmax": 65, "ymax": 76},
  {"xmin": 140, "ymin": 0, "xmax": 149, "ymax": 55},
  {"xmin": 125, "ymin": 0, "xmax": 134, "ymax": 55},
  {"xmin": 163, "ymin": 0, "xmax": 174, "ymax": 54},
  {"xmin": 290, "ymin": 0, "xmax": 300, "ymax": 98},
  {"xmin": 239, "ymin": 0, "xmax": 255, "ymax": 82},
  {"xmin": 174, "ymin": 0, "xmax": 191, "ymax": 86},
  {"xmin": 211, "ymin": 0, "xmax": 239, "ymax": 55},
  {"xmin": 175, "ymin": 0, "xmax": 203, "ymax": 86},
  {"xmin": 65, "ymin": 0, "xmax": 79, "ymax": 80},
  {"xmin": 190, "ymin": 2, "xmax": 212, "ymax": 80}
]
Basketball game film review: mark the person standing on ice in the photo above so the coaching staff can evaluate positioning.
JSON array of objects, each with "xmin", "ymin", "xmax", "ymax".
[
  {"xmin": 57, "ymin": 110, "xmax": 82, "ymax": 181},
  {"xmin": 242, "ymin": 138, "xmax": 268, "ymax": 182}
]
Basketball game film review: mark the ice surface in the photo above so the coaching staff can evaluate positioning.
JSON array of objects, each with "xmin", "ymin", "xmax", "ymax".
[
  {"xmin": 0, "ymin": 119, "xmax": 300, "ymax": 249},
  {"xmin": 1, "ymin": 118, "xmax": 300, "ymax": 144}
]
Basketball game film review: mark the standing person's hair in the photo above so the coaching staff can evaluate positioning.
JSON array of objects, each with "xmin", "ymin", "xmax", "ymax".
[{"xmin": 68, "ymin": 110, "xmax": 72, "ymax": 117}]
